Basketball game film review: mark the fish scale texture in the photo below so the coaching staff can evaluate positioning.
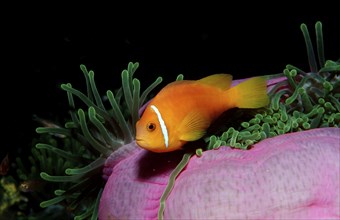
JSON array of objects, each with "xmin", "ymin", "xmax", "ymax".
[{"xmin": 99, "ymin": 128, "xmax": 340, "ymax": 219}]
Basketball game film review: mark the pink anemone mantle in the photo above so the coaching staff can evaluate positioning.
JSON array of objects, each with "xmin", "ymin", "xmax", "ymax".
[{"xmin": 98, "ymin": 77, "xmax": 340, "ymax": 220}]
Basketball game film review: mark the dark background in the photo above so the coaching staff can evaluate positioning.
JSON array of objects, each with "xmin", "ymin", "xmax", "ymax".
[{"xmin": 2, "ymin": 8, "xmax": 339, "ymax": 161}]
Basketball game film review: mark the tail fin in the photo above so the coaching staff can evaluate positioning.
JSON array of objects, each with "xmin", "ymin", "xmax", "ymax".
[{"xmin": 227, "ymin": 77, "xmax": 269, "ymax": 108}]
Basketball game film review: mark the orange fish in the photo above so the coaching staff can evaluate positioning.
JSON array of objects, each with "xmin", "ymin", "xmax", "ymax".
[{"xmin": 136, "ymin": 74, "xmax": 269, "ymax": 153}]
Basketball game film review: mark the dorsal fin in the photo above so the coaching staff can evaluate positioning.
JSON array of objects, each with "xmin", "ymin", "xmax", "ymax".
[{"xmin": 197, "ymin": 74, "xmax": 233, "ymax": 90}]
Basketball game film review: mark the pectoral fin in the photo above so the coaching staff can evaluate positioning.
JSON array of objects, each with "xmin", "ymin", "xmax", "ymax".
[{"xmin": 178, "ymin": 111, "xmax": 210, "ymax": 141}]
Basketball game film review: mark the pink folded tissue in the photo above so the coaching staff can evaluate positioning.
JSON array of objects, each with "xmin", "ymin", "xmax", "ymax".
[
  {"xmin": 99, "ymin": 130, "xmax": 339, "ymax": 219},
  {"xmin": 99, "ymin": 76, "xmax": 339, "ymax": 219}
]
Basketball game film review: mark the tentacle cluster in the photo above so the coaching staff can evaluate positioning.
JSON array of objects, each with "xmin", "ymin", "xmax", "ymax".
[
  {"xmin": 206, "ymin": 21, "xmax": 339, "ymax": 150},
  {"xmin": 21, "ymin": 63, "xmax": 162, "ymax": 219}
]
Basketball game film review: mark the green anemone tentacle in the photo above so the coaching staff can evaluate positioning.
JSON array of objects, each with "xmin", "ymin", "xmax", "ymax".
[
  {"xmin": 206, "ymin": 21, "xmax": 339, "ymax": 150},
  {"xmin": 27, "ymin": 62, "xmax": 163, "ymax": 219}
]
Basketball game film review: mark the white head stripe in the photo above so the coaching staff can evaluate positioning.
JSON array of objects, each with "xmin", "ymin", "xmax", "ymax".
[{"xmin": 150, "ymin": 105, "xmax": 169, "ymax": 148}]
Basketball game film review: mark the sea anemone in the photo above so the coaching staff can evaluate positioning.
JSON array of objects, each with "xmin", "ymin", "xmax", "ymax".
[
  {"xmin": 31, "ymin": 63, "xmax": 163, "ymax": 219},
  {"xmin": 98, "ymin": 21, "xmax": 339, "ymax": 219},
  {"xmin": 10, "ymin": 21, "xmax": 338, "ymax": 219}
]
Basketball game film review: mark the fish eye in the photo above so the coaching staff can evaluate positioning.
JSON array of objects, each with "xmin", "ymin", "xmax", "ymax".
[{"xmin": 146, "ymin": 122, "xmax": 156, "ymax": 131}]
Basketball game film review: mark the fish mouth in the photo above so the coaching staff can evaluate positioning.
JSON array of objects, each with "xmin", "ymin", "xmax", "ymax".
[{"xmin": 135, "ymin": 138, "xmax": 146, "ymax": 147}]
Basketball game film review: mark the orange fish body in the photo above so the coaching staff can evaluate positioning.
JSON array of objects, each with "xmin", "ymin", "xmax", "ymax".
[{"xmin": 136, "ymin": 74, "xmax": 269, "ymax": 153}]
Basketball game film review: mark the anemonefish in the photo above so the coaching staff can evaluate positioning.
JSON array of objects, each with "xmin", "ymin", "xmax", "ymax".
[{"xmin": 136, "ymin": 74, "xmax": 269, "ymax": 153}]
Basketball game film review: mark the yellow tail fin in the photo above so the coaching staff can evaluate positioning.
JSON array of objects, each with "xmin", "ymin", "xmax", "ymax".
[{"xmin": 227, "ymin": 77, "xmax": 269, "ymax": 108}]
